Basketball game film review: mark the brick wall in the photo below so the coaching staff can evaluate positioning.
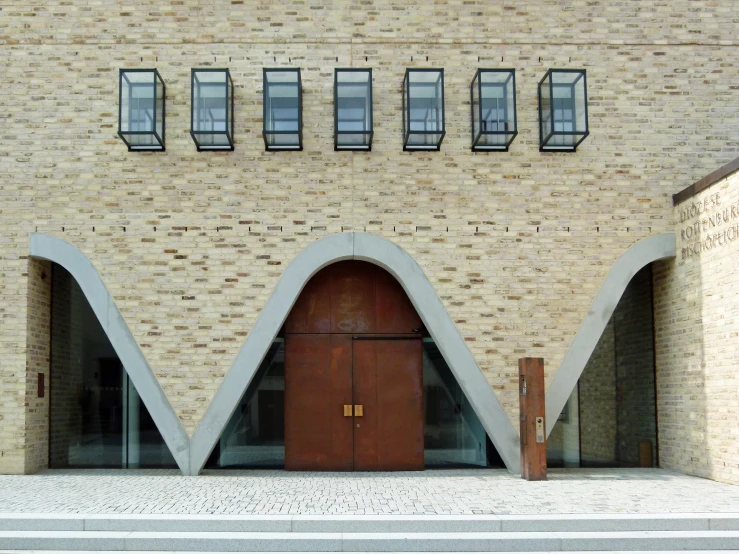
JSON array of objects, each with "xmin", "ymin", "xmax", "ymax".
[
  {"xmin": 23, "ymin": 258, "xmax": 51, "ymax": 473},
  {"xmin": 576, "ymin": 266, "xmax": 657, "ymax": 467},
  {"xmin": 0, "ymin": 0, "xmax": 737, "ymax": 473},
  {"xmin": 655, "ymin": 168, "xmax": 739, "ymax": 484},
  {"xmin": 614, "ymin": 267, "xmax": 657, "ymax": 466},
  {"xmin": 579, "ymin": 319, "xmax": 617, "ymax": 464},
  {"xmin": 47, "ymin": 265, "xmax": 86, "ymax": 467}
]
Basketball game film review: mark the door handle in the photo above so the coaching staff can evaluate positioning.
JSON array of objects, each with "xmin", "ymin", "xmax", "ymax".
[
  {"xmin": 354, "ymin": 405, "xmax": 363, "ymax": 417},
  {"xmin": 343, "ymin": 405, "xmax": 353, "ymax": 417}
]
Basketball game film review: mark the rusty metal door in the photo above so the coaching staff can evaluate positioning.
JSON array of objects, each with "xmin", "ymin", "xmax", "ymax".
[
  {"xmin": 284, "ymin": 261, "xmax": 424, "ymax": 471},
  {"xmin": 352, "ymin": 337, "xmax": 424, "ymax": 471}
]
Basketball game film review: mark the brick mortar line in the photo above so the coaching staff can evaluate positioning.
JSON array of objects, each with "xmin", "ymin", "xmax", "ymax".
[{"xmin": 2, "ymin": 40, "xmax": 737, "ymax": 48}]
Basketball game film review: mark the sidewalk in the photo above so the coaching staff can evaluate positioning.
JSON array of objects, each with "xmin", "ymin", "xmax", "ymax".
[{"xmin": 1, "ymin": 468, "xmax": 738, "ymax": 516}]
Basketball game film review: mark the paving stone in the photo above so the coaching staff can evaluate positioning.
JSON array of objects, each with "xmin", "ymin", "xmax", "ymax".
[{"xmin": 1, "ymin": 468, "xmax": 739, "ymax": 516}]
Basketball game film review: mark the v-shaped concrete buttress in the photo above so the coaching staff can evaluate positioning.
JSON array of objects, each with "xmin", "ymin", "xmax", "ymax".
[{"xmin": 29, "ymin": 233, "xmax": 191, "ymax": 475}]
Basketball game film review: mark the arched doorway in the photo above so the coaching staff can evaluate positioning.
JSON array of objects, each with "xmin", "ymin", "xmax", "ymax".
[{"xmin": 284, "ymin": 261, "xmax": 424, "ymax": 471}]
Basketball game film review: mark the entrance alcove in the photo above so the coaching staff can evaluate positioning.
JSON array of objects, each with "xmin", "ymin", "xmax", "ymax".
[
  {"xmin": 206, "ymin": 260, "xmax": 503, "ymax": 471},
  {"xmin": 547, "ymin": 265, "xmax": 659, "ymax": 468}
]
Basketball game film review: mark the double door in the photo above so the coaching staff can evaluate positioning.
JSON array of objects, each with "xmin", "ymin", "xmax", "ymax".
[{"xmin": 284, "ymin": 334, "xmax": 423, "ymax": 471}]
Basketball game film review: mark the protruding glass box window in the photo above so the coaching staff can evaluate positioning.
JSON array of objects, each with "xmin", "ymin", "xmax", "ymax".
[
  {"xmin": 402, "ymin": 69, "xmax": 445, "ymax": 151},
  {"xmin": 190, "ymin": 69, "xmax": 234, "ymax": 151},
  {"xmin": 334, "ymin": 69, "xmax": 373, "ymax": 151},
  {"xmin": 263, "ymin": 69, "xmax": 302, "ymax": 151},
  {"xmin": 471, "ymin": 69, "xmax": 517, "ymax": 152},
  {"xmin": 538, "ymin": 69, "xmax": 589, "ymax": 152},
  {"xmin": 118, "ymin": 69, "xmax": 165, "ymax": 151}
]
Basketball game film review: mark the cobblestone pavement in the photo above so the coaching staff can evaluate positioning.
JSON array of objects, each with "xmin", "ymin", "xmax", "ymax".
[{"xmin": 1, "ymin": 468, "xmax": 738, "ymax": 515}]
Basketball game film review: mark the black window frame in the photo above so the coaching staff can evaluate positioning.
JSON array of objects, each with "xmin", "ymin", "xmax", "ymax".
[
  {"xmin": 262, "ymin": 68, "xmax": 303, "ymax": 152},
  {"xmin": 334, "ymin": 68, "xmax": 374, "ymax": 151},
  {"xmin": 118, "ymin": 69, "xmax": 166, "ymax": 152},
  {"xmin": 470, "ymin": 68, "xmax": 518, "ymax": 152},
  {"xmin": 190, "ymin": 68, "xmax": 235, "ymax": 152},
  {"xmin": 538, "ymin": 68, "xmax": 589, "ymax": 152},
  {"xmin": 402, "ymin": 68, "xmax": 446, "ymax": 152}
]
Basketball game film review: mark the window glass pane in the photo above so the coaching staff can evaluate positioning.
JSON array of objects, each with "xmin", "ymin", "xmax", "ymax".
[
  {"xmin": 480, "ymin": 84, "xmax": 506, "ymax": 132},
  {"xmin": 423, "ymin": 338, "xmax": 491, "ymax": 467},
  {"xmin": 336, "ymin": 70, "xmax": 371, "ymax": 142},
  {"xmin": 264, "ymin": 71, "xmax": 300, "ymax": 138},
  {"xmin": 194, "ymin": 85, "xmax": 227, "ymax": 132},
  {"xmin": 206, "ymin": 340, "xmax": 285, "ymax": 468},
  {"xmin": 130, "ymin": 84, "xmax": 155, "ymax": 132},
  {"xmin": 547, "ymin": 389, "xmax": 581, "ymax": 468},
  {"xmin": 407, "ymin": 71, "xmax": 443, "ymax": 133},
  {"xmin": 539, "ymin": 74, "xmax": 552, "ymax": 140},
  {"xmin": 49, "ymin": 264, "xmax": 175, "ymax": 468},
  {"xmin": 471, "ymin": 73, "xmax": 480, "ymax": 138}
]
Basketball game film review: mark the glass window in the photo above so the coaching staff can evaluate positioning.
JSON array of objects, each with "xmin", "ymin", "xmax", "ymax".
[
  {"xmin": 546, "ymin": 266, "xmax": 657, "ymax": 468},
  {"xmin": 334, "ymin": 69, "xmax": 373, "ymax": 150},
  {"xmin": 403, "ymin": 69, "xmax": 445, "ymax": 151},
  {"xmin": 206, "ymin": 340, "xmax": 286, "ymax": 468},
  {"xmin": 471, "ymin": 69, "xmax": 517, "ymax": 151},
  {"xmin": 538, "ymin": 69, "xmax": 589, "ymax": 151},
  {"xmin": 118, "ymin": 69, "xmax": 165, "ymax": 151},
  {"xmin": 191, "ymin": 69, "xmax": 234, "ymax": 151},
  {"xmin": 263, "ymin": 69, "xmax": 302, "ymax": 151},
  {"xmin": 423, "ymin": 338, "xmax": 503, "ymax": 468}
]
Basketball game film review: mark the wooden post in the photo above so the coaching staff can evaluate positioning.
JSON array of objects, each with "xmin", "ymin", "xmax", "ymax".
[{"xmin": 519, "ymin": 357, "xmax": 547, "ymax": 481}]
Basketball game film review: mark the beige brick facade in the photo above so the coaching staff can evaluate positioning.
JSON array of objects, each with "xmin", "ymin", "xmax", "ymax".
[
  {"xmin": 654, "ymin": 168, "xmax": 739, "ymax": 484},
  {"xmin": 0, "ymin": 0, "xmax": 737, "ymax": 479}
]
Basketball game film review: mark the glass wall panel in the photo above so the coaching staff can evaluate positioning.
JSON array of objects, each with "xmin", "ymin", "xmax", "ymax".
[
  {"xmin": 206, "ymin": 340, "xmax": 285, "ymax": 468},
  {"xmin": 49, "ymin": 264, "xmax": 175, "ymax": 468},
  {"xmin": 546, "ymin": 388, "xmax": 580, "ymax": 467},
  {"xmin": 423, "ymin": 338, "xmax": 499, "ymax": 467}
]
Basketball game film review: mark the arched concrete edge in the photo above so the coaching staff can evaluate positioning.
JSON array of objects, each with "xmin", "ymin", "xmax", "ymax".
[
  {"xmin": 545, "ymin": 233, "xmax": 676, "ymax": 436},
  {"xmin": 353, "ymin": 233, "xmax": 521, "ymax": 473},
  {"xmin": 29, "ymin": 233, "xmax": 191, "ymax": 475},
  {"xmin": 190, "ymin": 232, "xmax": 522, "ymax": 475}
]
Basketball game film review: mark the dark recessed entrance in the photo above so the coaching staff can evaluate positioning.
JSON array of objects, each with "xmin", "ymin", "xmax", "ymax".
[{"xmin": 284, "ymin": 261, "xmax": 424, "ymax": 471}]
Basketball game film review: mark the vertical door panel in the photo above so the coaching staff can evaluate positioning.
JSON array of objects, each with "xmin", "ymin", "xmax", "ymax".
[
  {"xmin": 352, "ymin": 340, "xmax": 379, "ymax": 470},
  {"xmin": 330, "ymin": 334, "xmax": 354, "ymax": 469},
  {"xmin": 376, "ymin": 339, "xmax": 424, "ymax": 470},
  {"xmin": 285, "ymin": 334, "xmax": 353, "ymax": 470},
  {"xmin": 353, "ymin": 339, "xmax": 424, "ymax": 471}
]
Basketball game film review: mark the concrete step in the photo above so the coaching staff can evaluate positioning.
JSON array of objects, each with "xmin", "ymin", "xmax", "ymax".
[
  {"xmin": 2, "ymin": 513, "xmax": 739, "ymax": 533},
  {"xmin": 1, "ymin": 530, "xmax": 739, "ymax": 552},
  {"xmin": 0, "ymin": 550, "xmax": 739, "ymax": 554}
]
